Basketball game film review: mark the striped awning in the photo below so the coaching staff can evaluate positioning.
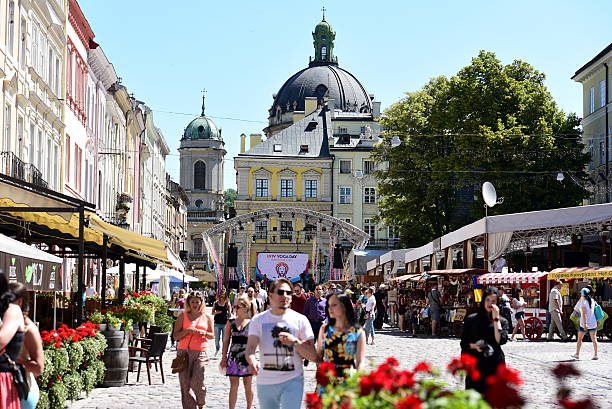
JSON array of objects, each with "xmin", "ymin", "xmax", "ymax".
[
  {"xmin": 477, "ymin": 272, "xmax": 548, "ymax": 285},
  {"xmin": 391, "ymin": 274, "xmax": 421, "ymax": 282}
]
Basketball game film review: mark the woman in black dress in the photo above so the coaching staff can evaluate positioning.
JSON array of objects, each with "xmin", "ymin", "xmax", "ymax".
[{"xmin": 460, "ymin": 287, "xmax": 509, "ymax": 393}]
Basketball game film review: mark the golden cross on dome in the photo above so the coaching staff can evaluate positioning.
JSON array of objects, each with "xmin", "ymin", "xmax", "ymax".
[{"xmin": 321, "ymin": 6, "xmax": 326, "ymax": 21}]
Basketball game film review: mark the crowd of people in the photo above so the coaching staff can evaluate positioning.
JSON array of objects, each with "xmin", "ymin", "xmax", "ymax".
[{"xmin": 0, "ymin": 274, "xmax": 604, "ymax": 409}]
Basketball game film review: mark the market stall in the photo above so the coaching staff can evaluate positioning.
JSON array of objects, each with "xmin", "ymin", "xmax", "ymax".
[
  {"xmin": 478, "ymin": 271, "xmax": 549, "ymax": 340},
  {"xmin": 548, "ymin": 267, "xmax": 612, "ymax": 340}
]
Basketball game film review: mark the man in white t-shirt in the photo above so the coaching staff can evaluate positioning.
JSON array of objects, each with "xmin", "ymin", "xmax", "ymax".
[
  {"xmin": 547, "ymin": 280, "xmax": 568, "ymax": 341},
  {"xmin": 246, "ymin": 278, "xmax": 316, "ymax": 409},
  {"xmin": 255, "ymin": 281, "xmax": 268, "ymax": 308}
]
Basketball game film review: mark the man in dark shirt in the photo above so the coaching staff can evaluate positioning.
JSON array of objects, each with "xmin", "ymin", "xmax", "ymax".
[
  {"xmin": 291, "ymin": 282, "xmax": 308, "ymax": 314},
  {"xmin": 303, "ymin": 284, "xmax": 327, "ymax": 339}
]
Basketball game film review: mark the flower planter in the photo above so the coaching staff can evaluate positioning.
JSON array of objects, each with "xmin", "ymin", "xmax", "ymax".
[
  {"xmin": 98, "ymin": 324, "xmax": 107, "ymax": 331},
  {"xmin": 102, "ymin": 330, "xmax": 129, "ymax": 387}
]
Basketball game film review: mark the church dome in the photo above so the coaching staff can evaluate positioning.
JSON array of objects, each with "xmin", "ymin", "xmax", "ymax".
[
  {"xmin": 182, "ymin": 95, "xmax": 221, "ymax": 140},
  {"xmin": 268, "ymin": 15, "xmax": 372, "ymax": 121}
]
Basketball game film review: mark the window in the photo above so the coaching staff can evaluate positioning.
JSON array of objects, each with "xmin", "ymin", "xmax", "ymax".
[
  {"xmin": 339, "ymin": 160, "xmax": 351, "ymax": 174},
  {"xmin": 342, "ymin": 218, "xmax": 352, "ymax": 224},
  {"xmin": 273, "ymin": 144, "xmax": 282, "ymax": 152},
  {"xmin": 363, "ymin": 160, "xmax": 375, "ymax": 174},
  {"xmin": 601, "ymin": 80, "xmax": 607, "ymax": 108},
  {"xmin": 339, "ymin": 187, "xmax": 352, "ymax": 204},
  {"xmin": 54, "ymin": 58, "xmax": 60, "ymax": 95},
  {"xmin": 305, "ymin": 179, "xmax": 318, "ymax": 198},
  {"xmin": 65, "ymin": 135, "xmax": 70, "ymax": 183},
  {"xmin": 364, "ymin": 219, "xmax": 375, "ymax": 239},
  {"xmin": 48, "ymin": 48, "xmax": 54, "ymax": 89},
  {"xmin": 3, "ymin": 105, "xmax": 11, "ymax": 151},
  {"xmin": 280, "ymin": 179, "xmax": 293, "ymax": 198},
  {"xmin": 360, "ymin": 126, "xmax": 367, "ymax": 134},
  {"xmin": 255, "ymin": 221, "xmax": 267, "ymax": 240},
  {"xmin": 364, "ymin": 187, "xmax": 376, "ymax": 204},
  {"xmin": 194, "ymin": 161, "xmax": 206, "ymax": 190},
  {"xmin": 37, "ymin": 130, "xmax": 43, "ymax": 172},
  {"xmin": 7, "ymin": 2, "xmax": 15, "ymax": 55},
  {"xmin": 600, "ymin": 140, "xmax": 606, "ymax": 165},
  {"xmin": 75, "ymin": 145, "xmax": 82, "ymax": 191},
  {"xmin": 19, "ymin": 19, "xmax": 26, "ymax": 68},
  {"xmin": 193, "ymin": 238, "xmax": 203, "ymax": 255},
  {"xmin": 304, "ymin": 223, "xmax": 317, "ymax": 241},
  {"xmin": 29, "ymin": 125, "xmax": 35, "ymax": 164},
  {"xmin": 53, "ymin": 144, "xmax": 59, "ymax": 189},
  {"xmin": 16, "ymin": 116, "xmax": 23, "ymax": 158},
  {"xmin": 589, "ymin": 87, "xmax": 595, "ymax": 114},
  {"xmin": 47, "ymin": 139, "xmax": 52, "ymax": 182},
  {"xmin": 280, "ymin": 220, "xmax": 293, "ymax": 240},
  {"xmin": 339, "ymin": 127, "xmax": 348, "ymax": 134},
  {"xmin": 66, "ymin": 46, "xmax": 72, "ymax": 97},
  {"xmin": 31, "ymin": 23, "xmax": 39, "ymax": 71},
  {"xmin": 38, "ymin": 32, "xmax": 45, "ymax": 77},
  {"xmin": 255, "ymin": 179, "xmax": 268, "ymax": 197},
  {"xmin": 388, "ymin": 225, "xmax": 400, "ymax": 240}
]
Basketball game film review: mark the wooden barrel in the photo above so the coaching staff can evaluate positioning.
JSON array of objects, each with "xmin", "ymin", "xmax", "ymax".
[{"xmin": 102, "ymin": 330, "xmax": 129, "ymax": 387}]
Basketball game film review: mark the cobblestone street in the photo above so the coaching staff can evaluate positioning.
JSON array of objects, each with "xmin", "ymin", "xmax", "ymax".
[{"xmin": 69, "ymin": 325, "xmax": 611, "ymax": 409}]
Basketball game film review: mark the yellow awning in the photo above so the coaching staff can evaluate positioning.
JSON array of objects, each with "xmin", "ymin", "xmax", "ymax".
[
  {"xmin": 548, "ymin": 267, "xmax": 612, "ymax": 280},
  {"xmin": 89, "ymin": 216, "xmax": 172, "ymax": 267}
]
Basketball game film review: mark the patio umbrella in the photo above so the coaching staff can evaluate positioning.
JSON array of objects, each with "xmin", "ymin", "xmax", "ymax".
[{"xmin": 158, "ymin": 273, "xmax": 171, "ymax": 300}]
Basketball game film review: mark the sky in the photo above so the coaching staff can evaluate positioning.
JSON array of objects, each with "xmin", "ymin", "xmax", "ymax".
[{"xmin": 79, "ymin": 0, "xmax": 612, "ymax": 189}]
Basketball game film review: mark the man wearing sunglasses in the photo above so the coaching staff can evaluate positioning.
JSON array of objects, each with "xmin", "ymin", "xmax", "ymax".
[{"xmin": 246, "ymin": 278, "xmax": 316, "ymax": 409}]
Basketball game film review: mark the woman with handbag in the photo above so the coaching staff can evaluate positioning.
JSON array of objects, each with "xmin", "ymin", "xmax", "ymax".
[
  {"xmin": 173, "ymin": 292, "xmax": 214, "ymax": 409},
  {"xmin": 10, "ymin": 283, "xmax": 44, "ymax": 409},
  {"xmin": 572, "ymin": 286, "xmax": 599, "ymax": 360},
  {"xmin": 0, "ymin": 276, "xmax": 26, "ymax": 409}
]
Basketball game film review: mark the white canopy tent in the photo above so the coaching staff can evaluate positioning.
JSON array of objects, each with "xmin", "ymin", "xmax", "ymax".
[{"xmin": 404, "ymin": 203, "xmax": 612, "ymax": 270}]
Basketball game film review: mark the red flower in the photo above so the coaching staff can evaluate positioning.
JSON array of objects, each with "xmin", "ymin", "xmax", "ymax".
[
  {"xmin": 385, "ymin": 357, "xmax": 399, "ymax": 367},
  {"xmin": 359, "ymin": 372, "xmax": 382, "ymax": 396},
  {"xmin": 447, "ymin": 354, "xmax": 480, "ymax": 381},
  {"xmin": 395, "ymin": 394, "xmax": 422, "ymax": 409},
  {"xmin": 413, "ymin": 361, "xmax": 432, "ymax": 374},
  {"xmin": 304, "ymin": 392, "xmax": 322, "ymax": 409},
  {"xmin": 489, "ymin": 364, "xmax": 523, "ymax": 386},
  {"xmin": 316, "ymin": 362, "xmax": 337, "ymax": 387},
  {"xmin": 54, "ymin": 342, "xmax": 62, "ymax": 348},
  {"xmin": 551, "ymin": 363, "xmax": 581, "ymax": 380},
  {"xmin": 485, "ymin": 365, "xmax": 525, "ymax": 409},
  {"xmin": 559, "ymin": 398, "xmax": 595, "ymax": 409}
]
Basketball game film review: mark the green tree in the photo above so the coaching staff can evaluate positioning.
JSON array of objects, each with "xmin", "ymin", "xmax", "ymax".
[
  {"xmin": 224, "ymin": 188, "xmax": 237, "ymax": 213},
  {"xmin": 374, "ymin": 51, "xmax": 590, "ymax": 248}
]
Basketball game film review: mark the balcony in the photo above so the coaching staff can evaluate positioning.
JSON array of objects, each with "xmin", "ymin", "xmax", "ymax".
[
  {"xmin": 366, "ymin": 239, "xmax": 400, "ymax": 249},
  {"xmin": 0, "ymin": 152, "xmax": 48, "ymax": 190},
  {"xmin": 187, "ymin": 210, "xmax": 224, "ymax": 222}
]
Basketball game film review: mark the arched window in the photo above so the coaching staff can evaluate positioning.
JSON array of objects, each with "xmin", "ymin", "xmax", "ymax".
[
  {"xmin": 194, "ymin": 161, "xmax": 206, "ymax": 190},
  {"xmin": 321, "ymin": 45, "xmax": 327, "ymax": 60}
]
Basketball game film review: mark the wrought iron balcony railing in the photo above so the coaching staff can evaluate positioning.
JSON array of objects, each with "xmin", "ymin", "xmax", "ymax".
[{"xmin": 0, "ymin": 152, "xmax": 48, "ymax": 189}]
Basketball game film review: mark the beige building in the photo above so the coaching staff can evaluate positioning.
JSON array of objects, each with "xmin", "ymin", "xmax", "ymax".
[{"xmin": 572, "ymin": 43, "xmax": 611, "ymax": 203}]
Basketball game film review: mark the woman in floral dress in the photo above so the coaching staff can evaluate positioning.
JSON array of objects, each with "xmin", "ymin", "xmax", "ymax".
[
  {"xmin": 315, "ymin": 293, "xmax": 366, "ymax": 392},
  {"xmin": 220, "ymin": 296, "xmax": 255, "ymax": 409}
]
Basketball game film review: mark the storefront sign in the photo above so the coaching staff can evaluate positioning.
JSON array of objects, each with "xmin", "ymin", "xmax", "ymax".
[{"xmin": 0, "ymin": 252, "xmax": 63, "ymax": 291}]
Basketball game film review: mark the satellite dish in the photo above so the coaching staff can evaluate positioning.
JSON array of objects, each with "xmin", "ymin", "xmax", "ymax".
[
  {"xmin": 179, "ymin": 204, "xmax": 188, "ymax": 215},
  {"xmin": 482, "ymin": 182, "xmax": 498, "ymax": 207}
]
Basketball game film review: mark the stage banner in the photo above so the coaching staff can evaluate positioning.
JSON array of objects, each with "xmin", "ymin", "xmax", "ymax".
[{"xmin": 256, "ymin": 253, "xmax": 309, "ymax": 280}]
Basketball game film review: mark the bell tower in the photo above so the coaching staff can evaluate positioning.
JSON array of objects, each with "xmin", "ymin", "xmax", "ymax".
[{"xmin": 311, "ymin": 8, "xmax": 337, "ymax": 65}]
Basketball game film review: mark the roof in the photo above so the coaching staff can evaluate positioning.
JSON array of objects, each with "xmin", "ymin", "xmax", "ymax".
[
  {"xmin": 405, "ymin": 202, "xmax": 612, "ymax": 264},
  {"xmin": 240, "ymin": 107, "xmax": 332, "ymax": 158},
  {"xmin": 572, "ymin": 43, "xmax": 612, "ymax": 80}
]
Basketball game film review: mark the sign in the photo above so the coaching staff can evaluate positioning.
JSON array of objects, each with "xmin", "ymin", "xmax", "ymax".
[
  {"xmin": 0, "ymin": 252, "xmax": 63, "ymax": 292},
  {"xmin": 256, "ymin": 253, "xmax": 309, "ymax": 280}
]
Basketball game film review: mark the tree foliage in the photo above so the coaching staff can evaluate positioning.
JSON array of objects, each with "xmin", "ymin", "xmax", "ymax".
[
  {"xmin": 373, "ymin": 51, "xmax": 590, "ymax": 248},
  {"xmin": 224, "ymin": 188, "xmax": 237, "ymax": 212}
]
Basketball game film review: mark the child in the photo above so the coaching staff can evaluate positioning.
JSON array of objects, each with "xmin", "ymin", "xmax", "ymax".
[{"xmin": 410, "ymin": 304, "xmax": 420, "ymax": 336}]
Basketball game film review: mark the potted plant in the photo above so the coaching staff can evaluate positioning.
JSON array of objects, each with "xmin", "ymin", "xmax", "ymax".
[
  {"xmin": 106, "ymin": 315, "xmax": 122, "ymax": 331},
  {"xmin": 89, "ymin": 311, "xmax": 106, "ymax": 331}
]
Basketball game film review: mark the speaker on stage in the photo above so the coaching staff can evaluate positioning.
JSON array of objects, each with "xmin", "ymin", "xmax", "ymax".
[
  {"xmin": 228, "ymin": 280, "xmax": 239, "ymax": 290},
  {"xmin": 333, "ymin": 246, "xmax": 344, "ymax": 269},
  {"xmin": 227, "ymin": 243, "xmax": 238, "ymax": 267}
]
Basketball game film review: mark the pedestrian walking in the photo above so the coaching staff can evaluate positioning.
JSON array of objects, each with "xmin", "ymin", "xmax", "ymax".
[
  {"xmin": 254, "ymin": 281, "xmax": 268, "ymax": 308},
  {"xmin": 173, "ymin": 292, "xmax": 214, "ymax": 409},
  {"xmin": 246, "ymin": 287, "xmax": 263, "ymax": 313},
  {"xmin": 0, "ymin": 275, "xmax": 26, "ymax": 409},
  {"xmin": 315, "ymin": 292, "xmax": 365, "ymax": 393},
  {"xmin": 460, "ymin": 287, "xmax": 509, "ymax": 394},
  {"xmin": 498, "ymin": 288, "xmax": 512, "ymax": 327},
  {"xmin": 303, "ymin": 285, "xmax": 327, "ymax": 341},
  {"xmin": 510, "ymin": 288, "xmax": 527, "ymax": 341},
  {"xmin": 220, "ymin": 296, "xmax": 256, "ymax": 409},
  {"xmin": 363, "ymin": 287, "xmax": 377, "ymax": 345},
  {"xmin": 428, "ymin": 283, "xmax": 443, "ymax": 337},
  {"xmin": 572, "ymin": 286, "xmax": 599, "ymax": 360},
  {"xmin": 548, "ymin": 280, "xmax": 568, "ymax": 341},
  {"xmin": 245, "ymin": 278, "xmax": 317, "ymax": 409},
  {"xmin": 10, "ymin": 283, "xmax": 44, "ymax": 409},
  {"xmin": 373, "ymin": 284, "xmax": 387, "ymax": 329},
  {"xmin": 291, "ymin": 282, "xmax": 307, "ymax": 314},
  {"xmin": 212, "ymin": 290, "xmax": 230, "ymax": 356}
]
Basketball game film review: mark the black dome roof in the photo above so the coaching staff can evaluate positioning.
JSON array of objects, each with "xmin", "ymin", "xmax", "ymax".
[{"xmin": 270, "ymin": 63, "xmax": 372, "ymax": 116}]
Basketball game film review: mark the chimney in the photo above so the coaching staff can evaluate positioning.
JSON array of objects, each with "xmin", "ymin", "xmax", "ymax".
[
  {"xmin": 250, "ymin": 133, "xmax": 263, "ymax": 149},
  {"xmin": 240, "ymin": 133, "xmax": 246, "ymax": 153},
  {"xmin": 373, "ymin": 101, "xmax": 381, "ymax": 118},
  {"xmin": 304, "ymin": 97, "xmax": 318, "ymax": 116}
]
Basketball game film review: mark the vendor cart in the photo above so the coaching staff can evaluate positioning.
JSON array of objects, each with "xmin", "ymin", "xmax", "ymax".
[
  {"xmin": 477, "ymin": 271, "xmax": 549, "ymax": 340},
  {"xmin": 548, "ymin": 267, "xmax": 612, "ymax": 340}
]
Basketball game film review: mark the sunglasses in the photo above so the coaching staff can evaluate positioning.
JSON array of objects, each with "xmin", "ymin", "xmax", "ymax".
[
  {"xmin": 275, "ymin": 289, "xmax": 292, "ymax": 296},
  {"xmin": 236, "ymin": 304, "xmax": 248, "ymax": 309}
]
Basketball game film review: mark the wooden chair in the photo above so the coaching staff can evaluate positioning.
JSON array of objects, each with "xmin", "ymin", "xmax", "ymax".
[{"xmin": 127, "ymin": 332, "xmax": 169, "ymax": 385}]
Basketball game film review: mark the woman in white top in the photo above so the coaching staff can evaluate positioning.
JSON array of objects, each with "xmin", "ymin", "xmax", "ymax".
[
  {"xmin": 510, "ymin": 288, "xmax": 527, "ymax": 341},
  {"xmin": 572, "ymin": 286, "xmax": 598, "ymax": 360}
]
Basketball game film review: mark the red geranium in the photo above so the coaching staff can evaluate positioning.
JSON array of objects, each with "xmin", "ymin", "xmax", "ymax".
[
  {"xmin": 413, "ymin": 361, "xmax": 432, "ymax": 374},
  {"xmin": 551, "ymin": 363, "xmax": 581, "ymax": 380},
  {"xmin": 305, "ymin": 392, "xmax": 322, "ymax": 409},
  {"xmin": 559, "ymin": 397, "xmax": 595, "ymax": 409},
  {"xmin": 395, "ymin": 394, "xmax": 422, "ymax": 409},
  {"xmin": 447, "ymin": 353, "xmax": 480, "ymax": 381},
  {"xmin": 316, "ymin": 362, "xmax": 337, "ymax": 387},
  {"xmin": 485, "ymin": 365, "xmax": 525, "ymax": 409}
]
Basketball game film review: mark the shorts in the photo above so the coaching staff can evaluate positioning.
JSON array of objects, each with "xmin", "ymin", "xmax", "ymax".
[
  {"xmin": 515, "ymin": 312, "xmax": 525, "ymax": 320},
  {"xmin": 578, "ymin": 327, "xmax": 597, "ymax": 333},
  {"xmin": 398, "ymin": 306, "xmax": 407, "ymax": 315},
  {"xmin": 430, "ymin": 308, "xmax": 441, "ymax": 321}
]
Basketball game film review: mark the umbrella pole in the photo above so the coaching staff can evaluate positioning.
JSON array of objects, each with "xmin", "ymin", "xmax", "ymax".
[{"xmin": 53, "ymin": 292, "xmax": 57, "ymax": 329}]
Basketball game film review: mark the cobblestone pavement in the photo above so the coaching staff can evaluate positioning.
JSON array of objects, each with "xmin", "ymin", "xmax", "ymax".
[{"xmin": 70, "ymin": 327, "xmax": 611, "ymax": 409}]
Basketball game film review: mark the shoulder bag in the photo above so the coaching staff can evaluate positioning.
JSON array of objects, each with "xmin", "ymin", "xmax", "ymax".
[
  {"xmin": 172, "ymin": 314, "xmax": 204, "ymax": 373},
  {"xmin": 594, "ymin": 302, "xmax": 604, "ymax": 321},
  {"xmin": 1, "ymin": 353, "xmax": 29, "ymax": 400}
]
